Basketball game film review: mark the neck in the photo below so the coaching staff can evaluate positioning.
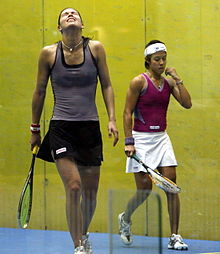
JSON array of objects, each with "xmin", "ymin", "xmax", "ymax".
[
  {"xmin": 147, "ymin": 71, "xmax": 162, "ymax": 80},
  {"xmin": 62, "ymin": 33, "xmax": 83, "ymax": 52},
  {"xmin": 62, "ymin": 28, "xmax": 83, "ymax": 48}
]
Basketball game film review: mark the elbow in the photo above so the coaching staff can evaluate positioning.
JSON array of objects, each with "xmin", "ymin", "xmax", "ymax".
[
  {"xmin": 123, "ymin": 109, "xmax": 131, "ymax": 118},
  {"xmin": 34, "ymin": 87, "xmax": 46, "ymax": 99}
]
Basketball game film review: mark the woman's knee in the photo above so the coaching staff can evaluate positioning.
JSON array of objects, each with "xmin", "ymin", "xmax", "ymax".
[
  {"xmin": 135, "ymin": 173, "xmax": 153, "ymax": 190},
  {"xmin": 67, "ymin": 179, "xmax": 82, "ymax": 193}
]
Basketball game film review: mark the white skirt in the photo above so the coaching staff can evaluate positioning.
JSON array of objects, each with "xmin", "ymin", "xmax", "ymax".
[{"xmin": 126, "ymin": 131, "xmax": 178, "ymax": 173}]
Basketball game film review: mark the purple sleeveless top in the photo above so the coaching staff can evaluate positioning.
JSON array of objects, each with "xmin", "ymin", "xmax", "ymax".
[
  {"xmin": 50, "ymin": 40, "xmax": 99, "ymax": 121},
  {"xmin": 133, "ymin": 73, "xmax": 171, "ymax": 132}
]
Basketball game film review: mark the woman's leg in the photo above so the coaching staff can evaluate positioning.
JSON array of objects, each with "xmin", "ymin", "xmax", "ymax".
[
  {"xmin": 124, "ymin": 172, "xmax": 152, "ymax": 222},
  {"xmin": 56, "ymin": 157, "xmax": 82, "ymax": 248},
  {"xmin": 159, "ymin": 166, "xmax": 180, "ymax": 234},
  {"xmin": 78, "ymin": 165, "xmax": 100, "ymax": 235},
  {"xmin": 119, "ymin": 171, "xmax": 152, "ymax": 245}
]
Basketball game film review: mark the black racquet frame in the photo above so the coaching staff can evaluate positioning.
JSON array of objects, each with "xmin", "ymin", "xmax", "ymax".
[
  {"xmin": 17, "ymin": 146, "xmax": 39, "ymax": 228},
  {"xmin": 131, "ymin": 154, "xmax": 181, "ymax": 193}
]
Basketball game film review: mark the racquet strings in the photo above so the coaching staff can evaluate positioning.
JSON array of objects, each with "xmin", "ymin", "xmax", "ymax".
[
  {"xmin": 18, "ymin": 146, "xmax": 38, "ymax": 228},
  {"xmin": 149, "ymin": 171, "xmax": 180, "ymax": 193},
  {"xmin": 19, "ymin": 184, "xmax": 31, "ymax": 228},
  {"xmin": 131, "ymin": 154, "xmax": 181, "ymax": 193}
]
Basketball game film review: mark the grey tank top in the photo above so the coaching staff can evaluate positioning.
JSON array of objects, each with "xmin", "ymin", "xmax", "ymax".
[{"xmin": 50, "ymin": 40, "xmax": 99, "ymax": 121}]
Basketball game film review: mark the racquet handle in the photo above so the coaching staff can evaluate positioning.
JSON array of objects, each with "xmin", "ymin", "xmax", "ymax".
[
  {"xmin": 131, "ymin": 154, "xmax": 141, "ymax": 163},
  {"xmin": 32, "ymin": 146, "xmax": 39, "ymax": 155}
]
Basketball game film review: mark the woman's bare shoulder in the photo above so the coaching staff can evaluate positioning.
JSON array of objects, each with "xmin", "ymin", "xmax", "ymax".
[
  {"xmin": 41, "ymin": 43, "xmax": 58, "ymax": 55},
  {"xmin": 130, "ymin": 74, "xmax": 146, "ymax": 91}
]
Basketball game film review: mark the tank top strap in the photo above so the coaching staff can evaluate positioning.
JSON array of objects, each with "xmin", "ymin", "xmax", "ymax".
[
  {"xmin": 142, "ymin": 73, "xmax": 154, "ymax": 84},
  {"xmin": 83, "ymin": 37, "xmax": 90, "ymax": 48},
  {"xmin": 56, "ymin": 41, "xmax": 62, "ymax": 59},
  {"xmin": 85, "ymin": 40, "xmax": 98, "ymax": 73},
  {"xmin": 50, "ymin": 41, "xmax": 62, "ymax": 71}
]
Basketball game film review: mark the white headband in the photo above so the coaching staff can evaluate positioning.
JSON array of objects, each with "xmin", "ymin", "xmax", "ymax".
[{"xmin": 144, "ymin": 43, "xmax": 167, "ymax": 56}]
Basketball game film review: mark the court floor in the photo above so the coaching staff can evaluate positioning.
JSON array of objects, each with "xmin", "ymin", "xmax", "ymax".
[{"xmin": 0, "ymin": 228, "xmax": 219, "ymax": 254}]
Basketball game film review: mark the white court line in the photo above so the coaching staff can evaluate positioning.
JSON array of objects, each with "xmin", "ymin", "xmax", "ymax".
[{"xmin": 200, "ymin": 253, "xmax": 220, "ymax": 254}]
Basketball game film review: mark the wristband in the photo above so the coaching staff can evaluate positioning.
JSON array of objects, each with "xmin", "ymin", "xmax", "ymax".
[
  {"xmin": 30, "ymin": 123, "xmax": 40, "ymax": 134},
  {"xmin": 125, "ymin": 137, "xmax": 135, "ymax": 146},
  {"xmin": 176, "ymin": 80, "xmax": 183, "ymax": 85}
]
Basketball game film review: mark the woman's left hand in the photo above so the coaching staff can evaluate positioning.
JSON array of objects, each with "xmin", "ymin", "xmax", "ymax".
[
  {"xmin": 108, "ymin": 120, "xmax": 119, "ymax": 146},
  {"xmin": 165, "ymin": 67, "xmax": 181, "ymax": 82}
]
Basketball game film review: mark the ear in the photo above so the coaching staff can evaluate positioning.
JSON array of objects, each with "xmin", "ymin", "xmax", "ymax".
[
  {"xmin": 145, "ymin": 56, "xmax": 151, "ymax": 64},
  {"xmin": 57, "ymin": 25, "xmax": 62, "ymax": 32}
]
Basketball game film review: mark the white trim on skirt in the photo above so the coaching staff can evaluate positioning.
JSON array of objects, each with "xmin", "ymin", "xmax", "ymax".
[{"xmin": 126, "ymin": 131, "xmax": 178, "ymax": 173}]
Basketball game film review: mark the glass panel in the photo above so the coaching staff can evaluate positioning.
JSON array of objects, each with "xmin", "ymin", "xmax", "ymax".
[{"xmin": 109, "ymin": 189, "xmax": 162, "ymax": 254}]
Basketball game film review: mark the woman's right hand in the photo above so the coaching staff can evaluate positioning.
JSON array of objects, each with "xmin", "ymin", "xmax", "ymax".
[
  {"xmin": 124, "ymin": 145, "xmax": 136, "ymax": 157},
  {"xmin": 30, "ymin": 133, "xmax": 41, "ymax": 151}
]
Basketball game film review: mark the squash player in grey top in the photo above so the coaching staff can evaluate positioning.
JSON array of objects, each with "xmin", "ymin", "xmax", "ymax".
[{"xmin": 30, "ymin": 7, "xmax": 118, "ymax": 254}]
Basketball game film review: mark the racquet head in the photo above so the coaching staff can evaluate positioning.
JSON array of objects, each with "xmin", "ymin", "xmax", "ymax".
[
  {"xmin": 17, "ymin": 146, "xmax": 39, "ymax": 228},
  {"xmin": 131, "ymin": 154, "xmax": 181, "ymax": 194},
  {"xmin": 17, "ymin": 182, "xmax": 33, "ymax": 228},
  {"xmin": 148, "ymin": 169, "xmax": 181, "ymax": 193}
]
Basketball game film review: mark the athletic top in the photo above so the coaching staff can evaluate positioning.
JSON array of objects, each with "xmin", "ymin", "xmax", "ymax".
[
  {"xmin": 133, "ymin": 73, "xmax": 171, "ymax": 132},
  {"xmin": 50, "ymin": 40, "xmax": 99, "ymax": 121}
]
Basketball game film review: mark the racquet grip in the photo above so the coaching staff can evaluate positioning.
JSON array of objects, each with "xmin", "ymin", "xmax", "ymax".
[
  {"xmin": 131, "ymin": 154, "xmax": 139, "ymax": 161},
  {"xmin": 32, "ymin": 146, "xmax": 39, "ymax": 155}
]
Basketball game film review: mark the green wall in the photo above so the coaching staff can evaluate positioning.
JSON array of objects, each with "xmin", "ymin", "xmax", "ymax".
[{"xmin": 0, "ymin": 0, "xmax": 219, "ymax": 241}]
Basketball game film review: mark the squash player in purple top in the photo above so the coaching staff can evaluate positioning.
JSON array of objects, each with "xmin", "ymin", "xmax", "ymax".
[
  {"xmin": 30, "ymin": 7, "xmax": 118, "ymax": 254},
  {"xmin": 118, "ymin": 40, "xmax": 192, "ymax": 250}
]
